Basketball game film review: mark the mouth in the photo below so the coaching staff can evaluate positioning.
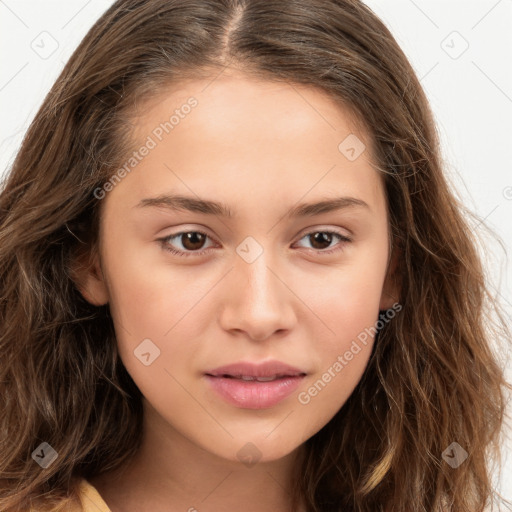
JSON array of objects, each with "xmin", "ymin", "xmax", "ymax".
[
  {"xmin": 204, "ymin": 360, "xmax": 307, "ymax": 409},
  {"xmin": 205, "ymin": 360, "xmax": 307, "ymax": 379},
  {"xmin": 206, "ymin": 373, "xmax": 306, "ymax": 382}
]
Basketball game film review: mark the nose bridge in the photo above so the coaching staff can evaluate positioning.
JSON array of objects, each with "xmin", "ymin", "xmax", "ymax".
[
  {"xmin": 220, "ymin": 241, "xmax": 295, "ymax": 339},
  {"xmin": 239, "ymin": 250, "xmax": 280, "ymax": 303}
]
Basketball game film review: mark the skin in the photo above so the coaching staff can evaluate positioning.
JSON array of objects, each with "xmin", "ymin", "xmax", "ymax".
[{"xmin": 77, "ymin": 71, "xmax": 399, "ymax": 512}]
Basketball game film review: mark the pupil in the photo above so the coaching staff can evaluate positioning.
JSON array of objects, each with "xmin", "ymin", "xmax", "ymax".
[
  {"xmin": 310, "ymin": 232, "xmax": 332, "ymax": 250},
  {"xmin": 182, "ymin": 232, "xmax": 205, "ymax": 250}
]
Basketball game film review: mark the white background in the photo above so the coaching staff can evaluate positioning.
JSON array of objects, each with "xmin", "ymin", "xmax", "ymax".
[{"xmin": 1, "ymin": 0, "xmax": 511, "ymax": 505}]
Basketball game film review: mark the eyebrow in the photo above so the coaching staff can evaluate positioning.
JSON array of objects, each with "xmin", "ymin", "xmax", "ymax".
[{"xmin": 136, "ymin": 194, "xmax": 370, "ymax": 218}]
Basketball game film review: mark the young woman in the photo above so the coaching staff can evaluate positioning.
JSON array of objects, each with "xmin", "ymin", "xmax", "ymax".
[{"xmin": 0, "ymin": 1, "xmax": 510, "ymax": 511}]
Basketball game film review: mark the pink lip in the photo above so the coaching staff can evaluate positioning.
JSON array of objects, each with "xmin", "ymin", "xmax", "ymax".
[
  {"xmin": 205, "ymin": 375, "xmax": 305, "ymax": 409},
  {"xmin": 204, "ymin": 360, "xmax": 307, "ymax": 409},
  {"xmin": 205, "ymin": 360, "xmax": 306, "ymax": 378}
]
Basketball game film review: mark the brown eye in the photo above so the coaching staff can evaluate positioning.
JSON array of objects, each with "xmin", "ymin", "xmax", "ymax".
[
  {"xmin": 308, "ymin": 232, "xmax": 335, "ymax": 250},
  {"xmin": 160, "ymin": 230, "xmax": 216, "ymax": 257},
  {"xmin": 295, "ymin": 230, "xmax": 352, "ymax": 254},
  {"xmin": 180, "ymin": 232, "xmax": 208, "ymax": 251}
]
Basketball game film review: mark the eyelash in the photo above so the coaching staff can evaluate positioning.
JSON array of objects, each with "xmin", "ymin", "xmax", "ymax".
[{"xmin": 158, "ymin": 229, "xmax": 352, "ymax": 258}]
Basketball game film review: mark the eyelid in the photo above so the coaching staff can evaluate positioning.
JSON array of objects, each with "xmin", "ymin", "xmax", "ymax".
[{"xmin": 295, "ymin": 224, "xmax": 352, "ymax": 240}]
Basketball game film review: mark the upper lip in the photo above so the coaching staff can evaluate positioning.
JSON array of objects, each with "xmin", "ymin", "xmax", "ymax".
[{"xmin": 205, "ymin": 360, "xmax": 307, "ymax": 378}]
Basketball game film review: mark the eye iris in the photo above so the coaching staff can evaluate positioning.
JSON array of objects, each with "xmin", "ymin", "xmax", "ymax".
[
  {"xmin": 310, "ymin": 232, "xmax": 333, "ymax": 250},
  {"xmin": 182, "ymin": 232, "xmax": 206, "ymax": 251}
]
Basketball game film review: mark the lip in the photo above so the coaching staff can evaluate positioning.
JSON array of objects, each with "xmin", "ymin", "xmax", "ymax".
[
  {"xmin": 204, "ymin": 360, "xmax": 307, "ymax": 409},
  {"xmin": 205, "ymin": 360, "xmax": 307, "ymax": 378}
]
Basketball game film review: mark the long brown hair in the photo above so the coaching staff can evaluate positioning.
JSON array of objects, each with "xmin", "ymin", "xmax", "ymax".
[{"xmin": 1, "ymin": 1, "xmax": 510, "ymax": 510}]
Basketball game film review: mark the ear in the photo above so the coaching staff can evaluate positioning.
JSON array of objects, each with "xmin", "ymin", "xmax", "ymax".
[
  {"xmin": 379, "ymin": 241, "xmax": 401, "ymax": 311},
  {"xmin": 69, "ymin": 246, "xmax": 109, "ymax": 306}
]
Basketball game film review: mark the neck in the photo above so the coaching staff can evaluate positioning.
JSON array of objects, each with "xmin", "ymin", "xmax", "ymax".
[{"xmin": 89, "ymin": 400, "xmax": 308, "ymax": 512}]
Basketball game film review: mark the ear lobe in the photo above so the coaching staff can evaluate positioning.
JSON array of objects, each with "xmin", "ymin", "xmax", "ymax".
[
  {"xmin": 379, "ymin": 243, "xmax": 401, "ymax": 311},
  {"xmin": 69, "ymin": 248, "xmax": 109, "ymax": 306}
]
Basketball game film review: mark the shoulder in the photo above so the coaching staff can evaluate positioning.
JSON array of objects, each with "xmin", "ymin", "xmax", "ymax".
[
  {"xmin": 76, "ymin": 478, "xmax": 112, "ymax": 512},
  {"xmin": 28, "ymin": 478, "xmax": 112, "ymax": 512}
]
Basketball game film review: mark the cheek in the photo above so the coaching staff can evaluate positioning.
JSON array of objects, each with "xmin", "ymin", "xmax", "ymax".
[
  {"xmin": 100, "ymin": 236, "xmax": 214, "ymax": 392},
  {"xmin": 101, "ymin": 228, "xmax": 199, "ymax": 335},
  {"xmin": 295, "ymin": 297, "xmax": 380, "ymax": 430},
  {"xmin": 295, "ymin": 238, "xmax": 388, "ymax": 337},
  {"xmin": 292, "ymin": 244, "xmax": 387, "ymax": 412}
]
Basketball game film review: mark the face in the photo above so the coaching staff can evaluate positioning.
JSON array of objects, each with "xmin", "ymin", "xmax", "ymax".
[{"xmin": 79, "ymin": 72, "xmax": 397, "ymax": 465}]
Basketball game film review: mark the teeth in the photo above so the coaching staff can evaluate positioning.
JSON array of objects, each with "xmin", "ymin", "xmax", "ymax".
[
  {"xmin": 234, "ymin": 375, "xmax": 282, "ymax": 382},
  {"xmin": 216, "ymin": 373, "xmax": 304, "ymax": 381}
]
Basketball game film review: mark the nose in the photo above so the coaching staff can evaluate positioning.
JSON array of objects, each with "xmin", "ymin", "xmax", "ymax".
[{"xmin": 218, "ymin": 251, "xmax": 296, "ymax": 342}]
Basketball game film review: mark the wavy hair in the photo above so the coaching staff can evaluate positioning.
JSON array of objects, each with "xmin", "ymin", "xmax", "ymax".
[{"xmin": 0, "ymin": 0, "xmax": 510, "ymax": 510}]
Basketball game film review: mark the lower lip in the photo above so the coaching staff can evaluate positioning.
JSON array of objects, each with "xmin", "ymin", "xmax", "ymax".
[{"xmin": 205, "ymin": 375, "xmax": 305, "ymax": 409}]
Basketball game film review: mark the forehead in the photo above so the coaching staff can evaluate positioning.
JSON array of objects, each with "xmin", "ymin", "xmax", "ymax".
[
  {"xmin": 107, "ymin": 73, "xmax": 386, "ymax": 220},
  {"xmin": 131, "ymin": 73, "xmax": 371, "ymax": 154}
]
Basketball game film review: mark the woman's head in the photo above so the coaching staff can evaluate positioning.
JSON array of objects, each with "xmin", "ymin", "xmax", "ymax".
[
  {"xmin": 76, "ymin": 70, "xmax": 398, "ymax": 462},
  {"xmin": 0, "ymin": 1, "xmax": 509, "ymax": 511}
]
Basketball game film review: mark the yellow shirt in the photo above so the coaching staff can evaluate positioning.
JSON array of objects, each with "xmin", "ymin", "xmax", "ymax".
[
  {"xmin": 75, "ymin": 478, "xmax": 112, "ymax": 512},
  {"xmin": 30, "ymin": 479, "xmax": 112, "ymax": 512}
]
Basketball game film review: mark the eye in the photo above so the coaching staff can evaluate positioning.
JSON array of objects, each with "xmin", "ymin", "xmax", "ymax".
[
  {"xmin": 294, "ymin": 229, "xmax": 352, "ymax": 255},
  {"xmin": 159, "ymin": 230, "xmax": 217, "ymax": 258},
  {"xmin": 158, "ymin": 228, "xmax": 352, "ymax": 258}
]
